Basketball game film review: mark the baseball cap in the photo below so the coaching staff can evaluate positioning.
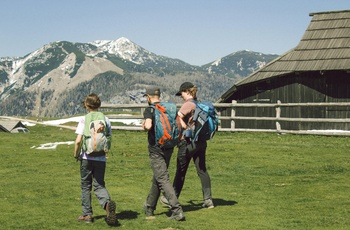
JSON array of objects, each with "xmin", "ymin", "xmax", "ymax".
[
  {"xmin": 143, "ymin": 86, "xmax": 161, "ymax": 96},
  {"xmin": 175, "ymin": 82, "xmax": 195, "ymax": 96}
]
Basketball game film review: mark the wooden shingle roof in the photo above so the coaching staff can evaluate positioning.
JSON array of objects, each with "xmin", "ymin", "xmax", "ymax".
[
  {"xmin": 0, "ymin": 120, "xmax": 27, "ymax": 132},
  {"xmin": 227, "ymin": 9, "xmax": 350, "ymax": 92}
]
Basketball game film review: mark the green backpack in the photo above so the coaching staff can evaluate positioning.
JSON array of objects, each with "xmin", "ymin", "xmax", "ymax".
[{"xmin": 82, "ymin": 112, "xmax": 111, "ymax": 156}]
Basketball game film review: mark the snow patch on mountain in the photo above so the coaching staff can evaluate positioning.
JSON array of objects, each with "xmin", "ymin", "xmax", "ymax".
[
  {"xmin": 212, "ymin": 58, "xmax": 222, "ymax": 66},
  {"xmin": 89, "ymin": 37, "xmax": 153, "ymax": 64},
  {"xmin": 256, "ymin": 60, "xmax": 267, "ymax": 69}
]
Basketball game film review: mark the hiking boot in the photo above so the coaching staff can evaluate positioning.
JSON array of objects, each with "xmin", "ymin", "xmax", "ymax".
[
  {"xmin": 106, "ymin": 200, "xmax": 118, "ymax": 226},
  {"xmin": 168, "ymin": 211, "xmax": 185, "ymax": 221},
  {"xmin": 77, "ymin": 215, "xmax": 93, "ymax": 223},
  {"xmin": 143, "ymin": 203, "xmax": 155, "ymax": 220},
  {"xmin": 160, "ymin": 196, "xmax": 171, "ymax": 208},
  {"xmin": 202, "ymin": 199, "xmax": 215, "ymax": 209}
]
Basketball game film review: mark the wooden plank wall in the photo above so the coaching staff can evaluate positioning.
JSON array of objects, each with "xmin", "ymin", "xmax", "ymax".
[{"xmin": 221, "ymin": 70, "xmax": 350, "ymax": 130}]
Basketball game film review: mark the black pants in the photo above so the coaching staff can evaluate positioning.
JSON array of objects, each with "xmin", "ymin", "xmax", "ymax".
[{"xmin": 173, "ymin": 140, "xmax": 212, "ymax": 200}]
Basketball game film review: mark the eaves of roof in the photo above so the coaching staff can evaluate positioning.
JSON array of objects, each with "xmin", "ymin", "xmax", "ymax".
[{"xmin": 218, "ymin": 9, "xmax": 350, "ymax": 103}]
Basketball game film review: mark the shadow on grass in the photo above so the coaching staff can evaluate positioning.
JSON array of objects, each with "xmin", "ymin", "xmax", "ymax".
[
  {"xmin": 117, "ymin": 210, "xmax": 139, "ymax": 220},
  {"xmin": 93, "ymin": 210, "xmax": 139, "ymax": 226},
  {"xmin": 92, "ymin": 216, "xmax": 121, "ymax": 227},
  {"xmin": 159, "ymin": 198, "xmax": 238, "ymax": 214},
  {"xmin": 212, "ymin": 198, "xmax": 238, "ymax": 207},
  {"xmin": 182, "ymin": 198, "xmax": 238, "ymax": 212}
]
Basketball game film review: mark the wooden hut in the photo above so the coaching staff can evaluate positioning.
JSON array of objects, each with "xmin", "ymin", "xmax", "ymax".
[{"xmin": 218, "ymin": 10, "xmax": 350, "ymax": 131}]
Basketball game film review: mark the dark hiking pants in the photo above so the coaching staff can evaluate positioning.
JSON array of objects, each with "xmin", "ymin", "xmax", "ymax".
[
  {"xmin": 173, "ymin": 140, "xmax": 212, "ymax": 200},
  {"xmin": 80, "ymin": 159, "xmax": 110, "ymax": 216},
  {"xmin": 146, "ymin": 145, "xmax": 182, "ymax": 213}
]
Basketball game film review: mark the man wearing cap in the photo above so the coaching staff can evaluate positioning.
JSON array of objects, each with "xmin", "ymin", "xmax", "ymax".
[
  {"xmin": 160, "ymin": 82, "xmax": 214, "ymax": 209},
  {"xmin": 142, "ymin": 86, "xmax": 185, "ymax": 221}
]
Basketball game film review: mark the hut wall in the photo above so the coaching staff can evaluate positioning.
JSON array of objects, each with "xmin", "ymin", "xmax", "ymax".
[{"xmin": 221, "ymin": 71, "xmax": 350, "ymax": 130}]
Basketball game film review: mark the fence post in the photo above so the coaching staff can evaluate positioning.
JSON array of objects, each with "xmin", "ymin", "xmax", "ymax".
[
  {"xmin": 231, "ymin": 100, "xmax": 237, "ymax": 131},
  {"xmin": 217, "ymin": 110, "xmax": 222, "ymax": 129},
  {"xmin": 276, "ymin": 100, "xmax": 281, "ymax": 132}
]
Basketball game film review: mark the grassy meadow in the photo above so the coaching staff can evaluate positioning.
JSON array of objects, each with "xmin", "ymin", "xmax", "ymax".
[{"xmin": 1, "ymin": 123, "xmax": 350, "ymax": 229}]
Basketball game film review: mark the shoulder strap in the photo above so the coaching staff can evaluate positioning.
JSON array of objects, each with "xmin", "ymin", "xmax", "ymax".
[{"xmin": 191, "ymin": 100, "xmax": 201, "ymax": 122}]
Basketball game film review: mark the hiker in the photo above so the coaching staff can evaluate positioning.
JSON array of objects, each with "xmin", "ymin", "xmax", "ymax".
[
  {"xmin": 142, "ymin": 86, "xmax": 185, "ymax": 221},
  {"xmin": 160, "ymin": 82, "xmax": 214, "ymax": 209},
  {"xmin": 73, "ymin": 93, "xmax": 118, "ymax": 225}
]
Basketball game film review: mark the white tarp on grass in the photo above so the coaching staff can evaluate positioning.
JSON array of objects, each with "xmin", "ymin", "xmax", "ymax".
[
  {"xmin": 31, "ymin": 141, "xmax": 75, "ymax": 150},
  {"xmin": 28, "ymin": 115, "xmax": 142, "ymax": 150},
  {"xmin": 38, "ymin": 116, "xmax": 142, "ymax": 126}
]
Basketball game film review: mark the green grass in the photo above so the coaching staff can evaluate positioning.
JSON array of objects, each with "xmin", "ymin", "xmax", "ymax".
[{"xmin": 1, "ymin": 126, "xmax": 350, "ymax": 229}]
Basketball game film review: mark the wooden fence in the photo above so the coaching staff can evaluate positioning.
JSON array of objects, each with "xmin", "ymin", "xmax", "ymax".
[{"xmin": 101, "ymin": 101, "xmax": 350, "ymax": 136}]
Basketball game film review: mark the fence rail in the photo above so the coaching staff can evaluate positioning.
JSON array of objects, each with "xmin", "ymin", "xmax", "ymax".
[{"xmin": 101, "ymin": 101, "xmax": 350, "ymax": 136}]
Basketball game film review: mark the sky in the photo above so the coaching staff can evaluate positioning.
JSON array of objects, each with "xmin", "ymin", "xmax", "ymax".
[{"xmin": 1, "ymin": 0, "xmax": 349, "ymax": 66}]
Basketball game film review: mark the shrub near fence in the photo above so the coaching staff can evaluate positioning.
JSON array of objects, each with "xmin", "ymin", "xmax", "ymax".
[{"xmin": 102, "ymin": 101, "xmax": 350, "ymax": 136}]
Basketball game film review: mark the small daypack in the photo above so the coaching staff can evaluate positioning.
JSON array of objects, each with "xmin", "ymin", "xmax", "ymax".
[
  {"xmin": 191, "ymin": 100, "xmax": 219, "ymax": 142},
  {"xmin": 82, "ymin": 112, "xmax": 111, "ymax": 156},
  {"xmin": 151, "ymin": 102, "xmax": 179, "ymax": 149}
]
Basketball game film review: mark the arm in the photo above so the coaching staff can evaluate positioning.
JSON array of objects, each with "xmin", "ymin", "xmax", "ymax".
[
  {"xmin": 177, "ymin": 101, "xmax": 196, "ymax": 130},
  {"xmin": 74, "ymin": 134, "xmax": 83, "ymax": 158},
  {"xmin": 142, "ymin": 106, "xmax": 153, "ymax": 131},
  {"xmin": 142, "ymin": 118, "xmax": 152, "ymax": 131},
  {"xmin": 177, "ymin": 111, "xmax": 187, "ymax": 129}
]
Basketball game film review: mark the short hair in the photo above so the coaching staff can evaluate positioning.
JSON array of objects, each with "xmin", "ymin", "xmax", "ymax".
[{"xmin": 84, "ymin": 93, "xmax": 101, "ymax": 109}]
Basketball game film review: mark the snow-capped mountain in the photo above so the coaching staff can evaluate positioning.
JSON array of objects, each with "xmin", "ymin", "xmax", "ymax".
[
  {"xmin": 0, "ymin": 37, "xmax": 278, "ymax": 117},
  {"xmin": 78, "ymin": 37, "xmax": 197, "ymax": 72},
  {"xmin": 89, "ymin": 37, "xmax": 155, "ymax": 64}
]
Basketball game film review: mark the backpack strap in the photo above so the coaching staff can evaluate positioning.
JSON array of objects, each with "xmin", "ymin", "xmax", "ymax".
[
  {"xmin": 190, "ymin": 100, "xmax": 211, "ymax": 142},
  {"xmin": 190, "ymin": 100, "xmax": 201, "ymax": 123},
  {"xmin": 156, "ymin": 103, "xmax": 172, "ymax": 145}
]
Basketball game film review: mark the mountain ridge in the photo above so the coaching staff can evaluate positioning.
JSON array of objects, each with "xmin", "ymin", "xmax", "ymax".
[{"xmin": 0, "ymin": 37, "xmax": 279, "ymax": 117}]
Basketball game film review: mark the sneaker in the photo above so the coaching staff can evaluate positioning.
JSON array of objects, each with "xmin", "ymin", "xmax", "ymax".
[
  {"xmin": 143, "ymin": 203, "xmax": 156, "ymax": 220},
  {"xmin": 77, "ymin": 215, "xmax": 93, "ymax": 223},
  {"xmin": 106, "ymin": 200, "xmax": 118, "ymax": 226},
  {"xmin": 202, "ymin": 199, "xmax": 215, "ymax": 209},
  {"xmin": 168, "ymin": 211, "xmax": 185, "ymax": 221},
  {"xmin": 160, "ymin": 196, "xmax": 171, "ymax": 208}
]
